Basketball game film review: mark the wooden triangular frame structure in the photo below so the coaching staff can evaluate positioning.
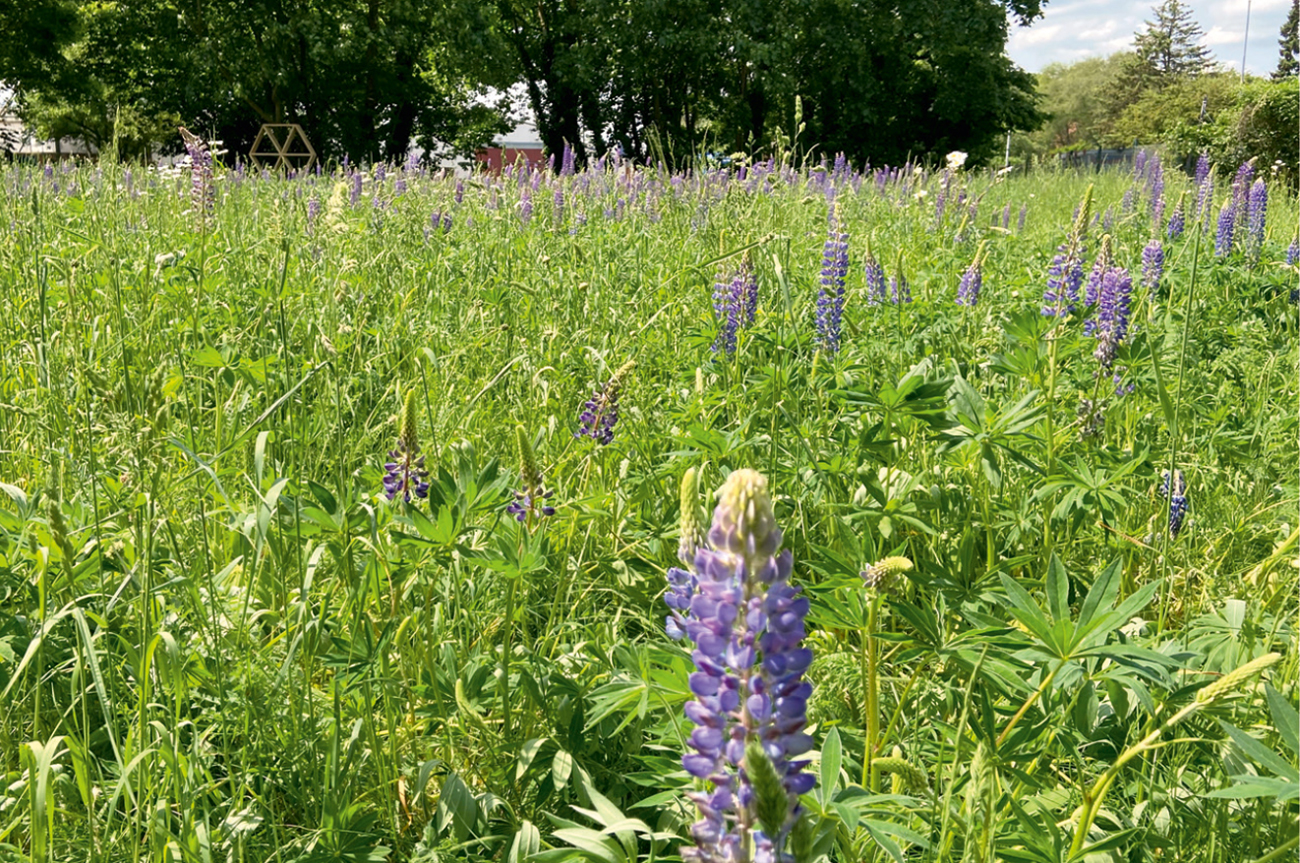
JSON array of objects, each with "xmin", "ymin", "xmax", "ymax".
[{"xmin": 249, "ymin": 123, "xmax": 316, "ymax": 173}]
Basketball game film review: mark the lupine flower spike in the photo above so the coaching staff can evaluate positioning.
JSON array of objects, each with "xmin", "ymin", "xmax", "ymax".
[
  {"xmin": 890, "ymin": 250, "xmax": 911, "ymax": 304},
  {"xmin": 382, "ymin": 390, "xmax": 430, "ymax": 502},
  {"xmin": 815, "ymin": 203, "xmax": 849, "ymax": 353},
  {"xmin": 667, "ymin": 469, "xmax": 814, "ymax": 863},
  {"xmin": 666, "ymin": 468, "xmax": 705, "ymax": 640},
  {"xmin": 713, "ymin": 265, "xmax": 746, "ymax": 356},
  {"xmin": 576, "ymin": 360, "xmax": 635, "ymax": 445},
  {"xmin": 864, "ymin": 241, "xmax": 887, "ymax": 306},
  {"xmin": 1245, "ymin": 179, "xmax": 1267, "ymax": 262},
  {"xmin": 1042, "ymin": 186, "xmax": 1092, "ymax": 317},
  {"xmin": 1214, "ymin": 202, "xmax": 1235, "ymax": 257},
  {"xmin": 1083, "ymin": 234, "xmax": 1113, "ymax": 309},
  {"xmin": 1166, "ymin": 192, "xmax": 1186, "ymax": 240},
  {"xmin": 179, "ymin": 127, "xmax": 215, "ymax": 226},
  {"xmin": 1161, "ymin": 470, "xmax": 1189, "ymax": 539},
  {"xmin": 1142, "ymin": 239, "xmax": 1164, "ymax": 295},
  {"xmin": 506, "ymin": 427, "xmax": 556, "ymax": 523},
  {"xmin": 955, "ymin": 242, "xmax": 987, "ymax": 307},
  {"xmin": 1090, "ymin": 266, "xmax": 1133, "ymax": 371}
]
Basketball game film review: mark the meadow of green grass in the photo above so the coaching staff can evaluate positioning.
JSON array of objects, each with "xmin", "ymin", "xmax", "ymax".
[{"xmin": 0, "ymin": 152, "xmax": 1296, "ymax": 863}]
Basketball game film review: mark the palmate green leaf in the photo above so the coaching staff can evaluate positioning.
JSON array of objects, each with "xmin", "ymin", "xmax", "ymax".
[
  {"xmin": 510, "ymin": 821, "xmax": 541, "ymax": 863},
  {"xmin": 1075, "ymin": 559, "xmax": 1122, "ymax": 639},
  {"xmin": 819, "ymin": 727, "xmax": 843, "ymax": 806},
  {"xmin": 1046, "ymin": 555, "xmax": 1069, "ymax": 624},
  {"xmin": 1206, "ymin": 776, "xmax": 1297, "ymax": 800},
  {"xmin": 999, "ymin": 574, "xmax": 1057, "ymax": 652},
  {"xmin": 1217, "ymin": 720, "xmax": 1300, "ymax": 785},
  {"xmin": 1267, "ymin": 684, "xmax": 1299, "ymax": 755},
  {"xmin": 541, "ymin": 828, "xmax": 626, "ymax": 863}
]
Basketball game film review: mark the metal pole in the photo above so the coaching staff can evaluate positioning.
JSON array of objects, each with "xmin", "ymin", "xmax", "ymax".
[
  {"xmin": 1005, "ymin": 131, "xmax": 1011, "ymax": 169},
  {"xmin": 1241, "ymin": 0, "xmax": 1252, "ymax": 82}
]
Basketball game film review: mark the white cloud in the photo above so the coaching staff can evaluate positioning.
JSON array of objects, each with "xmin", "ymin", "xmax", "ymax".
[
  {"xmin": 1006, "ymin": 0, "xmax": 1292, "ymax": 75},
  {"xmin": 1204, "ymin": 25, "xmax": 1246, "ymax": 45},
  {"xmin": 1012, "ymin": 24, "xmax": 1064, "ymax": 46}
]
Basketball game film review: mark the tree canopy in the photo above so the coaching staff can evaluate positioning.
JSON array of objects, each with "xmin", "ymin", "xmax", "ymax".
[
  {"xmin": 1276, "ymin": 0, "xmax": 1299, "ymax": 80},
  {"xmin": 1134, "ymin": 0, "xmax": 1214, "ymax": 78},
  {"xmin": 1, "ymin": 0, "xmax": 1046, "ymax": 167}
]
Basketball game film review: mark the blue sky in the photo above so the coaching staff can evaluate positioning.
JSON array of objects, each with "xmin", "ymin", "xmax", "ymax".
[{"xmin": 1006, "ymin": 0, "xmax": 1294, "ymax": 76}]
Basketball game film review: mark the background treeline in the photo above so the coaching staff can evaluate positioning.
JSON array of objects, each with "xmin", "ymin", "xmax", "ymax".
[
  {"xmin": 1015, "ymin": 0, "xmax": 1299, "ymax": 180},
  {"xmin": 0, "ymin": 0, "xmax": 1296, "ymax": 172},
  {"xmin": 0, "ymin": 0, "xmax": 1045, "ymax": 167}
]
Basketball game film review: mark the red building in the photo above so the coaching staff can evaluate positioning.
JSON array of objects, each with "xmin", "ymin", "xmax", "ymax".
[{"xmin": 476, "ymin": 123, "xmax": 545, "ymax": 173}]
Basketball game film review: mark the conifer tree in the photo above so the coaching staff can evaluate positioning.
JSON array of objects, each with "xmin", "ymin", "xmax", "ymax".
[
  {"xmin": 1134, "ymin": 0, "xmax": 1214, "ymax": 77},
  {"xmin": 1275, "ymin": 0, "xmax": 1299, "ymax": 80}
]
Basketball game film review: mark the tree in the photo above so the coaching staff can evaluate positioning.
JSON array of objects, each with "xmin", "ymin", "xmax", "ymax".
[
  {"xmin": 1133, "ymin": 0, "xmax": 1214, "ymax": 78},
  {"xmin": 1275, "ymin": 0, "xmax": 1299, "ymax": 80},
  {"xmin": 2, "ymin": 0, "xmax": 509, "ymax": 163},
  {"xmin": 498, "ymin": 0, "xmax": 1047, "ymax": 168},
  {"xmin": 1022, "ymin": 54, "xmax": 1129, "ymax": 154}
]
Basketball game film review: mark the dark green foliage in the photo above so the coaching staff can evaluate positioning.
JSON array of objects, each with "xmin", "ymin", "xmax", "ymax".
[{"xmin": 1275, "ymin": 0, "xmax": 1299, "ymax": 80}]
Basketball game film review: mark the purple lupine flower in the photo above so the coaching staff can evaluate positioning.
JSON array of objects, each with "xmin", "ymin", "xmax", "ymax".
[
  {"xmin": 1133, "ymin": 149, "xmax": 1147, "ymax": 178},
  {"xmin": 1042, "ymin": 243, "xmax": 1086, "ymax": 317},
  {"xmin": 1002, "ymin": 202, "xmax": 1011, "ymax": 230},
  {"xmin": 350, "ymin": 171, "xmax": 363, "ymax": 207},
  {"xmin": 713, "ymin": 268, "xmax": 745, "ymax": 356},
  {"xmin": 889, "ymin": 269, "xmax": 911, "ymax": 305},
  {"xmin": 375, "ymin": 162, "xmax": 386, "ymax": 184},
  {"xmin": 1246, "ymin": 179, "xmax": 1267, "ymax": 256},
  {"xmin": 739, "ymin": 256, "xmax": 759, "ymax": 325},
  {"xmin": 1018, "ymin": 203, "xmax": 1027, "ymax": 233},
  {"xmin": 307, "ymin": 197, "xmax": 320, "ymax": 232},
  {"xmin": 1091, "ymin": 266, "xmax": 1133, "ymax": 370},
  {"xmin": 956, "ymin": 256, "xmax": 983, "ymax": 306},
  {"xmin": 1113, "ymin": 371, "xmax": 1135, "ymax": 397},
  {"xmin": 179, "ymin": 127, "xmax": 215, "ymax": 222},
  {"xmin": 1197, "ymin": 175, "xmax": 1214, "ymax": 230},
  {"xmin": 934, "ymin": 170, "xmax": 950, "ymax": 224},
  {"xmin": 1287, "ymin": 236, "xmax": 1299, "ymax": 266},
  {"xmin": 382, "ymin": 392, "xmax": 430, "ymax": 502},
  {"xmin": 575, "ymin": 361, "xmax": 632, "ymax": 445},
  {"xmin": 1142, "ymin": 240, "xmax": 1164, "ymax": 294},
  {"xmin": 1215, "ymin": 203, "xmax": 1235, "ymax": 257},
  {"xmin": 506, "ymin": 428, "xmax": 556, "ymax": 523},
  {"xmin": 815, "ymin": 206, "xmax": 849, "ymax": 353},
  {"xmin": 1167, "ymin": 202, "xmax": 1185, "ymax": 239},
  {"xmin": 1083, "ymin": 237, "xmax": 1114, "ymax": 309},
  {"xmin": 454, "ymin": 179, "xmax": 465, "ymax": 205},
  {"xmin": 553, "ymin": 187, "xmax": 564, "ymax": 225},
  {"xmin": 1161, "ymin": 470, "xmax": 1188, "ymax": 538},
  {"xmin": 669, "ymin": 469, "xmax": 814, "ymax": 863},
  {"xmin": 1195, "ymin": 153, "xmax": 1211, "ymax": 188},
  {"xmin": 506, "ymin": 487, "xmax": 556, "ymax": 522},
  {"xmin": 561, "ymin": 143, "xmax": 576, "ymax": 176},
  {"xmin": 1232, "ymin": 162, "xmax": 1254, "ymax": 239},
  {"xmin": 864, "ymin": 250, "xmax": 886, "ymax": 306},
  {"xmin": 664, "ymin": 564, "xmax": 697, "ymax": 641},
  {"xmin": 1121, "ymin": 187, "xmax": 1135, "ymax": 214},
  {"xmin": 1147, "ymin": 154, "xmax": 1164, "ymax": 224},
  {"xmin": 519, "ymin": 186, "xmax": 533, "ymax": 224}
]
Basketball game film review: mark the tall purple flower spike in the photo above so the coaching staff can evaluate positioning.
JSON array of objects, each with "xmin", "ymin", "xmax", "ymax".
[{"xmin": 667, "ymin": 470, "xmax": 814, "ymax": 863}]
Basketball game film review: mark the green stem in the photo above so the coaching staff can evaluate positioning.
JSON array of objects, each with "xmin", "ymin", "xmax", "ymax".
[
  {"xmin": 996, "ymin": 658, "xmax": 1061, "ymax": 748},
  {"xmin": 861, "ymin": 594, "xmax": 880, "ymax": 789},
  {"xmin": 500, "ymin": 576, "xmax": 518, "ymax": 737},
  {"xmin": 1068, "ymin": 699, "xmax": 1201, "ymax": 858},
  {"xmin": 1248, "ymin": 836, "xmax": 1300, "ymax": 863}
]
